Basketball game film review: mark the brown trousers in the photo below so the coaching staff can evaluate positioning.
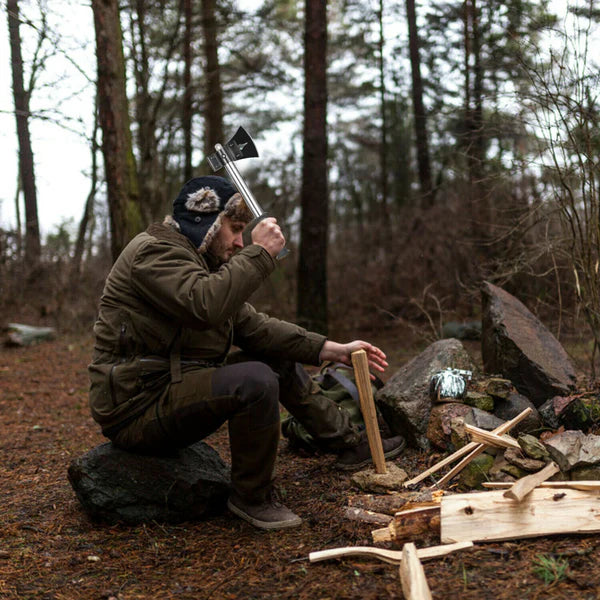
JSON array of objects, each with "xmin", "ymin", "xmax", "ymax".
[{"xmin": 110, "ymin": 352, "xmax": 360, "ymax": 503}]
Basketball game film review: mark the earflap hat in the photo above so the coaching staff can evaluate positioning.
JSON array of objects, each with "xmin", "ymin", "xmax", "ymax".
[{"xmin": 171, "ymin": 175, "xmax": 252, "ymax": 253}]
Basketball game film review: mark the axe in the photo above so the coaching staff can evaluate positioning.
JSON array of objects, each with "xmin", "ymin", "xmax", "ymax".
[{"xmin": 207, "ymin": 126, "xmax": 289, "ymax": 259}]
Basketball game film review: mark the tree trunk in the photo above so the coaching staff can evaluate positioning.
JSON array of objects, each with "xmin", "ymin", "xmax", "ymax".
[
  {"xmin": 201, "ymin": 0, "xmax": 224, "ymax": 158},
  {"xmin": 377, "ymin": 0, "xmax": 389, "ymax": 216},
  {"xmin": 92, "ymin": 0, "xmax": 142, "ymax": 261},
  {"xmin": 7, "ymin": 0, "xmax": 41, "ymax": 263},
  {"xmin": 297, "ymin": 0, "xmax": 328, "ymax": 334},
  {"xmin": 183, "ymin": 0, "xmax": 193, "ymax": 180},
  {"xmin": 406, "ymin": 0, "xmax": 433, "ymax": 207}
]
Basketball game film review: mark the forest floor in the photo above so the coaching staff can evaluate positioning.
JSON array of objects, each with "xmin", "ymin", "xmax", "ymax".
[{"xmin": 2, "ymin": 330, "xmax": 600, "ymax": 600}]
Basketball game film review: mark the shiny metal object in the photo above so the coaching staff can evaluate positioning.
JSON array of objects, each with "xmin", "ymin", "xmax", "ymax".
[{"xmin": 429, "ymin": 368, "xmax": 472, "ymax": 401}]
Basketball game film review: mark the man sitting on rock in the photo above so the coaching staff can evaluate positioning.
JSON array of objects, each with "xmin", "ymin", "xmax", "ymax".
[{"xmin": 88, "ymin": 176, "xmax": 405, "ymax": 530}]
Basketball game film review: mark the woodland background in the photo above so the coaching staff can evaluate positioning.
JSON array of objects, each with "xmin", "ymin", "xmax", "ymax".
[{"xmin": 2, "ymin": 0, "xmax": 600, "ymax": 373}]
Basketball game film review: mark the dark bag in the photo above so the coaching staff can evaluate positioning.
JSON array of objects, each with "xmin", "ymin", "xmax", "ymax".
[{"xmin": 281, "ymin": 362, "xmax": 385, "ymax": 452}]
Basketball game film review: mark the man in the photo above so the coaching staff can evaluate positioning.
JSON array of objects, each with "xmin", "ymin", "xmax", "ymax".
[{"xmin": 89, "ymin": 175, "xmax": 405, "ymax": 530}]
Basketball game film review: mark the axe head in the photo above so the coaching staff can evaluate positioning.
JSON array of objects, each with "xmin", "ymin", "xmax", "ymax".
[{"xmin": 207, "ymin": 126, "xmax": 259, "ymax": 171}]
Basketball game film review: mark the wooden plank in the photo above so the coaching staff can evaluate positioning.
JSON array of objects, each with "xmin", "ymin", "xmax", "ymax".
[
  {"xmin": 503, "ymin": 462, "xmax": 560, "ymax": 501},
  {"xmin": 464, "ymin": 424, "xmax": 520, "ymax": 449},
  {"xmin": 404, "ymin": 407, "xmax": 532, "ymax": 488},
  {"xmin": 372, "ymin": 505, "xmax": 440, "ymax": 543},
  {"xmin": 483, "ymin": 480, "xmax": 600, "ymax": 492},
  {"xmin": 399, "ymin": 543, "xmax": 433, "ymax": 600},
  {"xmin": 441, "ymin": 488, "xmax": 600, "ymax": 543},
  {"xmin": 308, "ymin": 541, "xmax": 474, "ymax": 565},
  {"xmin": 352, "ymin": 349, "xmax": 387, "ymax": 474}
]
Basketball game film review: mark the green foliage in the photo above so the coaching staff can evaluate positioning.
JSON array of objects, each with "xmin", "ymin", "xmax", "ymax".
[{"xmin": 532, "ymin": 554, "xmax": 569, "ymax": 585}]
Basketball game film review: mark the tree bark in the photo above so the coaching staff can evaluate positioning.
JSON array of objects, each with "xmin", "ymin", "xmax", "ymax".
[
  {"xmin": 183, "ymin": 0, "xmax": 193, "ymax": 180},
  {"xmin": 201, "ymin": 0, "xmax": 224, "ymax": 159},
  {"xmin": 7, "ymin": 0, "xmax": 41, "ymax": 263},
  {"xmin": 297, "ymin": 0, "xmax": 328, "ymax": 334},
  {"xmin": 406, "ymin": 0, "xmax": 433, "ymax": 207},
  {"xmin": 92, "ymin": 0, "xmax": 142, "ymax": 261}
]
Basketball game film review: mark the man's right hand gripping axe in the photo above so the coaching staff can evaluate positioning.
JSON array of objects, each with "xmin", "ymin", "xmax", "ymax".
[{"xmin": 206, "ymin": 126, "xmax": 289, "ymax": 259}]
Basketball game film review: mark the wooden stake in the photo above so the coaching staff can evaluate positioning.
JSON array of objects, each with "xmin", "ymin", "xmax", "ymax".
[
  {"xmin": 351, "ymin": 349, "xmax": 387, "ymax": 474},
  {"xmin": 308, "ymin": 541, "xmax": 474, "ymax": 565},
  {"xmin": 502, "ymin": 461, "xmax": 560, "ymax": 502},
  {"xmin": 441, "ymin": 488, "xmax": 600, "ymax": 543},
  {"xmin": 403, "ymin": 407, "xmax": 532, "ymax": 487},
  {"xmin": 399, "ymin": 543, "xmax": 433, "ymax": 600}
]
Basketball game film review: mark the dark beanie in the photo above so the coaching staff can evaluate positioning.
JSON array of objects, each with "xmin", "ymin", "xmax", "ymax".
[{"xmin": 172, "ymin": 176, "xmax": 251, "ymax": 252}]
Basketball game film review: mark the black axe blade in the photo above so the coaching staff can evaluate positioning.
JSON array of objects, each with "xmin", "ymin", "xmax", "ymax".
[{"xmin": 207, "ymin": 126, "xmax": 258, "ymax": 171}]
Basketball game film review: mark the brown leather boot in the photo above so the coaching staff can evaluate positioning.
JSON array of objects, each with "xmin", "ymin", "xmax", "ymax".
[{"xmin": 227, "ymin": 489, "xmax": 302, "ymax": 530}]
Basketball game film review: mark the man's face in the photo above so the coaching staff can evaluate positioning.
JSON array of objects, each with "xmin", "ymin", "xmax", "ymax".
[{"xmin": 208, "ymin": 216, "xmax": 246, "ymax": 263}]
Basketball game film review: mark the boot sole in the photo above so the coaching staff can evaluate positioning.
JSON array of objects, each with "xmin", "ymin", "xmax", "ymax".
[
  {"xmin": 335, "ymin": 439, "xmax": 407, "ymax": 472},
  {"xmin": 227, "ymin": 499, "xmax": 303, "ymax": 530}
]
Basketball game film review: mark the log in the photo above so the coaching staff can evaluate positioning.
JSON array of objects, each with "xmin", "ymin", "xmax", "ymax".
[
  {"xmin": 434, "ymin": 408, "xmax": 533, "ymax": 488},
  {"xmin": 503, "ymin": 461, "xmax": 560, "ymax": 502},
  {"xmin": 352, "ymin": 350, "xmax": 387, "ymax": 474},
  {"xmin": 347, "ymin": 491, "xmax": 436, "ymax": 515},
  {"xmin": 400, "ymin": 543, "xmax": 433, "ymax": 600},
  {"xmin": 344, "ymin": 506, "xmax": 392, "ymax": 526},
  {"xmin": 404, "ymin": 408, "xmax": 532, "ymax": 487},
  {"xmin": 463, "ymin": 424, "xmax": 520, "ymax": 449},
  {"xmin": 372, "ymin": 505, "xmax": 440, "ymax": 544},
  {"xmin": 309, "ymin": 541, "xmax": 474, "ymax": 565},
  {"xmin": 441, "ymin": 488, "xmax": 600, "ymax": 543},
  {"xmin": 482, "ymin": 480, "xmax": 600, "ymax": 492}
]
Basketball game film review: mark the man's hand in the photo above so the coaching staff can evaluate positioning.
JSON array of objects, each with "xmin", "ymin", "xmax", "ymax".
[
  {"xmin": 251, "ymin": 217, "xmax": 285, "ymax": 258},
  {"xmin": 319, "ymin": 340, "xmax": 388, "ymax": 375}
]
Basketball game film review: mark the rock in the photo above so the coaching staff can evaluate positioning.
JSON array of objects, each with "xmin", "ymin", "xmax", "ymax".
[
  {"xmin": 556, "ymin": 395, "xmax": 600, "ymax": 431},
  {"xmin": 538, "ymin": 397, "xmax": 561, "ymax": 429},
  {"xmin": 481, "ymin": 282, "xmax": 577, "ymax": 405},
  {"xmin": 485, "ymin": 378, "xmax": 514, "ymax": 399},
  {"xmin": 542, "ymin": 431, "xmax": 600, "ymax": 473},
  {"xmin": 449, "ymin": 416, "xmax": 471, "ymax": 450},
  {"xmin": 376, "ymin": 339, "xmax": 474, "ymax": 450},
  {"xmin": 5, "ymin": 323, "xmax": 55, "ymax": 347},
  {"xmin": 493, "ymin": 393, "xmax": 541, "ymax": 435},
  {"xmin": 570, "ymin": 466, "xmax": 600, "ymax": 480},
  {"xmin": 458, "ymin": 453, "xmax": 494, "ymax": 490},
  {"xmin": 67, "ymin": 442, "xmax": 230, "ymax": 524},
  {"xmin": 463, "ymin": 391, "xmax": 494, "ymax": 412},
  {"xmin": 350, "ymin": 462, "xmax": 409, "ymax": 493},
  {"xmin": 518, "ymin": 434, "xmax": 551, "ymax": 461},
  {"xmin": 426, "ymin": 403, "xmax": 472, "ymax": 450},
  {"xmin": 489, "ymin": 455, "xmax": 516, "ymax": 482},
  {"xmin": 464, "ymin": 408, "xmax": 504, "ymax": 431},
  {"xmin": 503, "ymin": 447, "xmax": 547, "ymax": 472}
]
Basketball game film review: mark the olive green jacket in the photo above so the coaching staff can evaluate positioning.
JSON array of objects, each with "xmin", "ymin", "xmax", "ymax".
[{"xmin": 88, "ymin": 223, "xmax": 326, "ymax": 434}]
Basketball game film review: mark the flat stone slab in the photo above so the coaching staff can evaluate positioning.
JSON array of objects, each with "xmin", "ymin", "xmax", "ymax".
[{"xmin": 67, "ymin": 442, "xmax": 230, "ymax": 524}]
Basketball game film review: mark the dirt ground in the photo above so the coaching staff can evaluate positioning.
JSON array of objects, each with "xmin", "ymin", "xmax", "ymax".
[{"xmin": 2, "ymin": 334, "xmax": 600, "ymax": 600}]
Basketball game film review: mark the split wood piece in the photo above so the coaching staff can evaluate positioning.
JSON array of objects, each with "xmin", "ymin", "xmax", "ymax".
[
  {"xmin": 309, "ymin": 541, "xmax": 474, "ymax": 566},
  {"xmin": 352, "ymin": 349, "xmax": 387, "ymax": 474},
  {"xmin": 400, "ymin": 543, "xmax": 433, "ymax": 600},
  {"xmin": 344, "ymin": 506, "xmax": 392, "ymax": 526},
  {"xmin": 441, "ymin": 488, "xmax": 600, "ymax": 543},
  {"xmin": 463, "ymin": 424, "xmax": 520, "ymax": 449},
  {"xmin": 433, "ymin": 408, "xmax": 534, "ymax": 488},
  {"xmin": 403, "ymin": 407, "xmax": 533, "ymax": 487},
  {"xmin": 372, "ymin": 505, "xmax": 440, "ymax": 544},
  {"xmin": 502, "ymin": 461, "xmax": 560, "ymax": 502},
  {"xmin": 482, "ymin": 480, "xmax": 600, "ymax": 492}
]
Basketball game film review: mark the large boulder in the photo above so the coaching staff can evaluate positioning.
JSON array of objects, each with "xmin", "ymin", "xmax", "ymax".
[
  {"xmin": 481, "ymin": 282, "xmax": 577, "ymax": 406},
  {"xmin": 376, "ymin": 339, "xmax": 474, "ymax": 450},
  {"xmin": 67, "ymin": 442, "xmax": 230, "ymax": 524}
]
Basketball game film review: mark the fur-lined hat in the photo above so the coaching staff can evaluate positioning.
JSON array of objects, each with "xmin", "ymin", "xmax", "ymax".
[{"xmin": 170, "ymin": 176, "xmax": 252, "ymax": 253}]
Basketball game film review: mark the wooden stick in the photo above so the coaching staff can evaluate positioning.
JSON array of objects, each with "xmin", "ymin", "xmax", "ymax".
[
  {"xmin": 400, "ymin": 543, "xmax": 433, "ymax": 600},
  {"xmin": 441, "ymin": 488, "xmax": 600, "ymax": 543},
  {"xmin": 502, "ymin": 462, "xmax": 560, "ymax": 501},
  {"xmin": 352, "ymin": 349, "xmax": 387, "ymax": 474},
  {"xmin": 464, "ymin": 424, "xmax": 520, "ymax": 449},
  {"xmin": 309, "ymin": 541, "xmax": 474, "ymax": 565},
  {"xmin": 344, "ymin": 506, "xmax": 392, "ymax": 526},
  {"xmin": 404, "ymin": 407, "xmax": 533, "ymax": 487},
  {"xmin": 434, "ymin": 408, "xmax": 533, "ymax": 488},
  {"xmin": 483, "ymin": 480, "xmax": 600, "ymax": 491},
  {"xmin": 372, "ymin": 506, "xmax": 440, "ymax": 543}
]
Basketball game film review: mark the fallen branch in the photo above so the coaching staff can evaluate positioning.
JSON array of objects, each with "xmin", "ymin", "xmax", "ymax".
[
  {"xmin": 347, "ymin": 490, "xmax": 436, "ymax": 515},
  {"xmin": 400, "ymin": 542, "xmax": 433, "ymax": 600},
  {"xmin": 441, "ymin": 488, "xmax": 600, "ymax": 543},
  {"xmin": 403, "ymin": 408, "xmax": 532, "ymax": 488},
  {"xmin": 308, "ymin": 541, "xmax": 474, "ymax": 565},
  {"xmin": 372, "ymin": 505, "xmax": 440, "ymax": 544},
  {"xmin": 344, "ymin": 506, "xmax": 392, "ymax": 526}
]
